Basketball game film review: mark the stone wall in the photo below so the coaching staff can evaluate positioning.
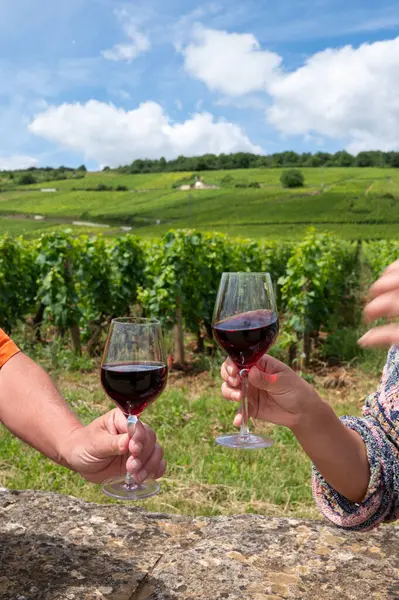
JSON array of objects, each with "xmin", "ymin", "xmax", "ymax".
[{"xmin": 0, "ymin": 490, "xmax": 398, "ymax": 599}]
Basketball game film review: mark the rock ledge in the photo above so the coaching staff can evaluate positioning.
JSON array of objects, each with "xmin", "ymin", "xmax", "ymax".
[{"xmin": 0, "ymin": 490, "xmax": 398, "ymax": 599}]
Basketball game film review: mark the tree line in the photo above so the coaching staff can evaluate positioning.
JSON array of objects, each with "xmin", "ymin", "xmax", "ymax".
[
  {"xmin": 2, "ymin": 151, "xmax": 399, "ymax": 179},
  {"xmin": 115, "ymin": 150, "xmax": 399, "ymax": 174}
]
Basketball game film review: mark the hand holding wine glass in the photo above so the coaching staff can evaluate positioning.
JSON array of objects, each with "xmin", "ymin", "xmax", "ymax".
[
  {"xmin": 221, "ymin": 354, "xmax": 321, "ymax": 430},
  {"xmin": 212, "ymin": 272, "xmax": 279, "ymax": 449},
  {"xmin": 100, "ymin": 318, "xmax": 168, "ymax": 500}
]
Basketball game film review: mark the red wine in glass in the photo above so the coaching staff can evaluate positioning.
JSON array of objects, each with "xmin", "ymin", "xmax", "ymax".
[
  {"xmin": 100, "ymin": 318, "xmax": 167, "ymax": 500},
  {"xmin": 212, "ymin": 273, "xmax": 279, "ymax": 450},
  {"xmin": 212, "ymin": 309, "xmax": 279, "ymax": 369},
  {"xmin": 101, "ymin": 362, "xmax": 167, "ymax": 416}
]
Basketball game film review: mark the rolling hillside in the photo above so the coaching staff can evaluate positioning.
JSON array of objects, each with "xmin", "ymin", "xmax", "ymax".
[{"xmin": 1, "ymin": 167, "xmax": 399, "ymax": 239}]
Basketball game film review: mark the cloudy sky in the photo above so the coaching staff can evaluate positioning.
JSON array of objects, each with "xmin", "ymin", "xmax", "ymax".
[{"xmin": 1, "ymin": 0, "xmax": 399, "ymax": 169}]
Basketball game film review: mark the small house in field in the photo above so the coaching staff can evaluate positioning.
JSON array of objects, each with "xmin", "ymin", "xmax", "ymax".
[{"xmin": 179, "ymin": 176, "xmax": 219, "ymax": 191}]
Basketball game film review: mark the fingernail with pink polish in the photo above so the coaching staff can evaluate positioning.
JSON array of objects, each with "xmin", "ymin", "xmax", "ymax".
[{"xmin": 262, "ymin": 373, "xmax": 277, "ymax": 384}]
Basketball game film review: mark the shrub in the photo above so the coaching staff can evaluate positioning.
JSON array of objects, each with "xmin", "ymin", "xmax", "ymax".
[
  {"xmin": 220, "ymin": 174, "xmax": 235, "ymax": 186},
  {"xmin": 280, "ymin": 169, "xmax": 305, "ymax": 188},
  {"xmin": 234, "ymin": 181, "xmax": 261, "ymax": 188},
  {"xmin": 18, "ymin": 173, "xmax": 36, "ymax": 185}
]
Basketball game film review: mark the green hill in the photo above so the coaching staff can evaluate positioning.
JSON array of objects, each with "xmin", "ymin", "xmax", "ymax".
[{"xmin": 1, "ymin": 167, "xmax": 399, "ymax": 240}]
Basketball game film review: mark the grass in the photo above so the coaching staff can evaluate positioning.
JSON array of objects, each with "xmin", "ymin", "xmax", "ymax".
[
  {"xmin": 0, "ymin": 346, "xmax": 379, "ymax": 518},
  {"xmin": 0, "ymin": 217, "xmax": 128, "ymax": 239},
  {"xmin": 1, "ymin": 167, "xmax": 399, "ymax": 240}
]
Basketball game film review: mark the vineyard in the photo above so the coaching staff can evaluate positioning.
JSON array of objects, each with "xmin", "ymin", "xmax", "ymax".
[
  {"xmin": 2, "ymin": 228, "xmax": 397, "ymax": 367},
  {"xmin": 1, "ymin": 167, "xmax": 399, "ymax": 241}
]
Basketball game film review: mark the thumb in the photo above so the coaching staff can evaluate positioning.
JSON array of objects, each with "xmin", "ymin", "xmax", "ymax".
[
  {"xmin": 248, "ymin": 366, "xmax": 278, "ymax": 391},
  {"xmin": 91, "ymin": 431, "xmax": 129, "ymax": 459}
]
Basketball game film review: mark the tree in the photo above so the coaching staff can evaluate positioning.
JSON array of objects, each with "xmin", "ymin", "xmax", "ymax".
[
  {"xmin": 77, "ymin": 164, "xmax": 87, "ymax": 172},
  {"xmin": 333, "ymin": 151, "xmax": 354, "ymax": 167},
  {"xmin": 18, "ymin": 173, "xmax": 36, "ymax": 185},
  {"xmin": 282, "ymin": 151, "xmax": 299, "ymax": 166},
  {"xmin": 355, "ymin": 152, "xmax": 376, "ymax": 167},
  {"xmin": 390, "ymin": 152, "xmax": 399, "ymax": 168},
  {"xmin": 280, "ymin": 169, "xmax": 305, "ymax": 188}
]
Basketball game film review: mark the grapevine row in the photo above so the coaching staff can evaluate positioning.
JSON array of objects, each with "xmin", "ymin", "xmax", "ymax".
[{"xmin": 0, "ymin": 229, "xmax": 396, "ymax": 364}]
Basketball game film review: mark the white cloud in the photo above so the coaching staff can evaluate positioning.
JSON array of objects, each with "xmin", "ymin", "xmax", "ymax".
[
  {"xmin": 266, "ymin": 37, "xmax": 399, "ymax": 153},
  {"xmin": 182, "ymin": 26, "xmax": 399, "ymax": 153},
  {"xmin": 182, "ymin": 25, "xmax": 281, "ymax": 96},
  {"xmin": 102, "ymin": 9, "xmax": 150, "ymax": 63},
  {"xmin": 28, "ymin": 100, "xmax": 262, "ymax": 167},
  {"xmin": 0, "ymin": 155, "xmax": 38, "ymax": 170}
]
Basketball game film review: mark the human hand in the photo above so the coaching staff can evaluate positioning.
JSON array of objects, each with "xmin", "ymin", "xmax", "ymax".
[
  {"xmin": 61, "ymin": 408, "xmax": 166, "ymax": 484},
  {"xmin": 221, "ymin": 355, "xmax": 322, "ymax": 431},
  {"xmin": 359, "ymin": 259, "xmax": 399, "ymax": 347}
]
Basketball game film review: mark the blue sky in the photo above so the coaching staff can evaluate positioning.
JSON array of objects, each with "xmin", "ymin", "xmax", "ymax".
[{"xmin": 0, "ymin": 0, "xmax": 398, "ymax": 169}]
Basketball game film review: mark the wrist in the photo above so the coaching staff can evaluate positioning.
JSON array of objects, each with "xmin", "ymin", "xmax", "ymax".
[
  {"xmin": 56, "ymin": 423, "xmax": 85, "ymax": 471},
  {"xmin": 290, "ymin": 390, "xmax": 337, "ymax": 438}
]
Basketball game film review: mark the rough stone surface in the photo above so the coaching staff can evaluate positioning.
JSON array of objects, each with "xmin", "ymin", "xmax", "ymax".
[{"xmin": 0, "ymin": 490, "xmax": 398, "ymax": 600}]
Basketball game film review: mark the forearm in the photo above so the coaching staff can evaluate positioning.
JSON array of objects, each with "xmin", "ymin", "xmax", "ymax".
[
  {"xmin": 0, "ymin": 352, "xmax": 83, "ymax": 466},
  {"xmin": 292, "ymin": 398, "xmax": 370, "ymax": 503}
]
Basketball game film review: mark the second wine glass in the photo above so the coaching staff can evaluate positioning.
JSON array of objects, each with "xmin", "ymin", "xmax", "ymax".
[{"xmin": 212, "ymin": 272, "xmax": 279, "ymax": 450}]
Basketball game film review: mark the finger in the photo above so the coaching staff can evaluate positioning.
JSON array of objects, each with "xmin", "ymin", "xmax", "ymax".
[
  {"xmin": 141, "ymin": 443, "xmax": 164, "ymax": 480},
  {"xmin": 363, "ymin": 290, "xmax": 399, "ymax": 323},
  {"xmin": 233, "ymin": 406, "xmax": 257, "ymax": 426},
  {"xmin": 358, "ymin": 324, "xmax": 399, "ymax": 347},
  {"xmin": 254, "ymin": 353, "xmax": 287, "ymax": 375},
  {"xmin": 221, "ymin": 381, "xmax": 242, "ymax": 402},
  {"xmin": 130, "ymin": 422, "xmax": 156, "ymax": 463},
  {"xmin": 154, "ymin": 458, "xmax": 167, "ymax": 480},
  {"xmin": 221, "ymin": 362, "xmax": 241, "ymax": 387},
  {"xmin": 248, "ymin": 365, "xmax": 278, "ymax": 391},
  {"xmin": 220, "ymin": 363, "xmax": 241, "ymax": 387},
  {"xmin": 129, "ymin": 444, "xmax": 164, "ymax": 484},
  {"xmin": 92, "ymin": 431, "xmax": 129, "ymax": 458},
  {"xmin": 111, "ymin": 408, "xmax": 128, "ymax": 434},
  {"xmin": 369, "ymin": 273, "xmax": 399, "ymax": 300},
  {"xmin": 128, "ymin": 457, "xmax": 167, "ymax": 480},
  {"xmin": 129, "ymin": 421, "xmax": 152, "ymax": 456},
  {"xmin": 221, "ymin": 358, "xmax": 239, "ymax": 379}
]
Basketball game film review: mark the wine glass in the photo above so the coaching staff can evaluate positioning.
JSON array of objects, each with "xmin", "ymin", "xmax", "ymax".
[
  {"xmin": 100, "ymin": 317, "xmax": 168, "ymax": 500},
  {"xmin": 212, "ymin": 272, "xmax": 279, "ymax": 449}
]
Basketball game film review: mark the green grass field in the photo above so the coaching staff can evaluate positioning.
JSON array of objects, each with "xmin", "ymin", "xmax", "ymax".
[
  {"xmin": 1, "ymin": 167, "xmax": 398, "ymax": 240},
  {"xmin": 0, "ymin": 217, "xmax": 123, "ymax": 238}
]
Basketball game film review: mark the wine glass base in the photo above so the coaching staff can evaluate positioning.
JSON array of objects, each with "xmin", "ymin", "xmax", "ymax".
[
  {"xmin": 216, "ymin": 433, "xmax": 274, "ymax": 450},
  {"xmin": 101, "ymin": 477, "xmax": 160, "ymax": 500}
]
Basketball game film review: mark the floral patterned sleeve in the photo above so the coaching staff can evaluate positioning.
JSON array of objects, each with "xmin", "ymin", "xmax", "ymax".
[{"xmin": 312, "ymin": 345, "xmax": 399, "ymax": 531}]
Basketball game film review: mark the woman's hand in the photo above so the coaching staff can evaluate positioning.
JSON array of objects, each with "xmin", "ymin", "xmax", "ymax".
[
  {"xmin": 359, "ymin": 259, "xmax": 399, "ymax": 347},
  {"xmin": 221, "ymin": 354, "xmax": 323, "ymax": 432}
]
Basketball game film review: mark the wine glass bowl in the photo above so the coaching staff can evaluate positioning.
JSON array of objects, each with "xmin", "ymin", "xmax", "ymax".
[
  {"xmin": 100, "ymin": 317, "xmax": 167, "ymax": 500},
  {"xmin": 212, "ymin": 273, "xmax": 279, "ymax": 449}
]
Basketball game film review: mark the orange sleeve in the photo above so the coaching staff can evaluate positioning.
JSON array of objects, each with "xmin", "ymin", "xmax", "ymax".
[{"xmin": 0, "ymin": 329, "xmax": 20, "ymax": 368}]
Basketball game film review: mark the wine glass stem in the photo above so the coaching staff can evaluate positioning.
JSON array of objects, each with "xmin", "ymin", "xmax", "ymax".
[
  {"xmin": 239, "ymin": 369, "xmax": 250, "ymax": 439},
  {"xmin": 125, "ymin": 415, "xmax": 138, "ymax": 490}
]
